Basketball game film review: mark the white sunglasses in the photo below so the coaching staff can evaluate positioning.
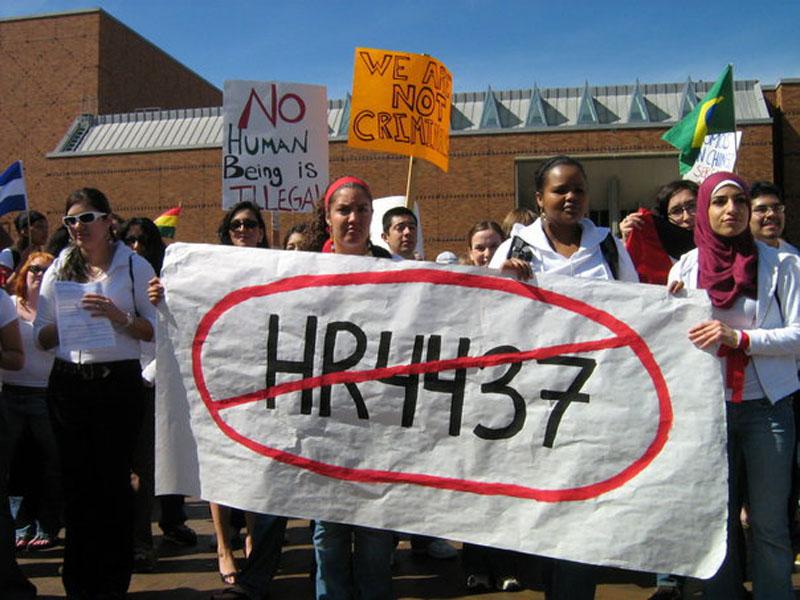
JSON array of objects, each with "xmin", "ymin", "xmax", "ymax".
[{"xmin": 62, "ymin": 211, "xmax": 107, "ymax": 227}]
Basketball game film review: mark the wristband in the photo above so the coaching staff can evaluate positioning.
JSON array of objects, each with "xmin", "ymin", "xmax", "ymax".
[
  {"xmin": 123, "ymin": 312, "xmax": 135, "ymax": 328},
  {"xmin": 738, "ymin": 330, "xmax": 750, "ymax": 352}
]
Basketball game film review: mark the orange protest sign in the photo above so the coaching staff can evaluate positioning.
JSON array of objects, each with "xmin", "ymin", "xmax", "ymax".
[{"xmin": 348, "ymin": 48, "xmax": 452, "ymax": 172}]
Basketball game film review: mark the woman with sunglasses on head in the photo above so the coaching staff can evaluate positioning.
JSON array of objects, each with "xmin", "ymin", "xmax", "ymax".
[
  {"xmin": 668, "ymin": 172, "xmax": 800, "ymax": 599},
  {"xmin": 34, "ymin": 188, "xmax": 156, "ymax": 600},
  {"xmin": 3, "ymin": 252, "xmax": 60, "ymax": 554}
]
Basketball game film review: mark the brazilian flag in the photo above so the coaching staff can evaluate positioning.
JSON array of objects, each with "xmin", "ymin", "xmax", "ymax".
[{"xmin": 662, "ymin": 65, "xmax": 735, "ymax": 175}]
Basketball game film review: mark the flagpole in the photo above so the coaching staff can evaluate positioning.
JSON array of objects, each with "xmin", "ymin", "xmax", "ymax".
[{"xmin": 20, "ymin": 160, "xmax": 31, "ymax": 250}]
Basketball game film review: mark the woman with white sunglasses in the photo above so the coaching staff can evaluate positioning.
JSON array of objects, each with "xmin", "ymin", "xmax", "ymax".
[{"xmin": 34, "ymin": 188, "xmax": 156, "ymax": 600}]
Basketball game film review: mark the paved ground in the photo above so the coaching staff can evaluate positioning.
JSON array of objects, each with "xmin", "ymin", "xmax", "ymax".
[{"xmin": 15, "ymin": 498, "xmax": 797, "ymax": 599}]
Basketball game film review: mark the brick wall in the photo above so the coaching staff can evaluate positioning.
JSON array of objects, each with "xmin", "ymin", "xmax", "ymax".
[
  {"xmin": 0, "ymin": 9, "xmax": 220, "ymax": 239},
  {"xmin": 37, "ymin": 119, "xmax": 775, "ymax": 260},
  {"xmin": 97, "ymin": 12, "xmax": 220, "ymax": 114},
  {"xmin": 774, "ymin": 81, "xmax": 800, "ymax": 243},
  {"xmin": 0, "ymin": 11, "xmax": 102, "ymax": 230}
]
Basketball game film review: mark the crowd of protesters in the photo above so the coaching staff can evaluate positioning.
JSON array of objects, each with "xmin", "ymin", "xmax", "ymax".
[{"xmin": 1, "ymin": 156, "xmax": 799, "ymax": 600}]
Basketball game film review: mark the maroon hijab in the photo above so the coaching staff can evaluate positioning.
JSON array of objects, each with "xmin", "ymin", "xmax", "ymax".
[{"xmin": 693, "ymin": 171, "xmax": 757, "ymax": 308}]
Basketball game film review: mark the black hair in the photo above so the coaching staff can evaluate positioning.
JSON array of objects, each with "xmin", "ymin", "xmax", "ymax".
[
  {"xmin": 58, "ymin": 188, "xmax": 113, "ymax": 282},
  {"xmin": 382, "ymin": 206, "xmax": 417, "ymax": 233},
  {"xmin": 119, "ymin": 217, "xmax": 166, "ymax": 273},
  {"xmin": 534, "ymin": 155, "xmax": 587, "ymax": 194},
  {"xmin": 750, "ymin": 181, "xmax": 783, "ymax": 203},
  {"xmin": 654, "ymin": 180, "xmax": 699, "ymax": 218},
  {"xmin": 282, "ymin": 223, "xmax": 308, "ymax": 249},
  {"xmin": 45, "ymin": 225, "xmax": 70, "ymax": 258},
  {"xmin": 14, "ymin": 210, "xmax": 46, "ymax": 233},
  {"xmin": 217, "ymin": 201, "xmax": 269, "ymax": 248}
]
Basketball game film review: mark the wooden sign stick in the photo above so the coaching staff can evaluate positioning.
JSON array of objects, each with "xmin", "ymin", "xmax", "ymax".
[{"xmin": 405, "ymin": 156, "xmax": 417, "ymax": 209}]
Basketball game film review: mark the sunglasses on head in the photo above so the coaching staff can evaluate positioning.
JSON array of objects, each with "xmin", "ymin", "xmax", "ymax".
[
  {"xmin": 28, "ymin": 264, "xmax": 49, "ymax": 274},
  {"xmin": 124, "ymin": 234, "xmax": 148, "ymax": 245},
  {"xmin": 229, "ymin": 218, "xmax": 259, "ymax": 231},
  {"xmin": 62, "ymin": 211, "xmax": 107, "ymax": 227}
]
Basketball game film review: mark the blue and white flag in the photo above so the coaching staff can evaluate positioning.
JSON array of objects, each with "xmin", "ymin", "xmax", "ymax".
[{"xmin": 0, "ymin": 161, "xmax": 28, "ymax": 217}]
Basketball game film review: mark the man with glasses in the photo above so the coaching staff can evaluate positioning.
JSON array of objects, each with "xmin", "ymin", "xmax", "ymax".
[{"xmin": 749, "ymin": 181, "xmax": 798, "ymax": 255}]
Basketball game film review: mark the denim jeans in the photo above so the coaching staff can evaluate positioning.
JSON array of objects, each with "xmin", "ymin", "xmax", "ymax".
[
  {"xmin": 2, "ymin": 386, "xmax": 61, "ymax": 535},
  {"xmin": 313, "ymin": 521, "xmax": 394, "ymax": 599},
  {"xmin": 704, "ymin": 397, "xmax": 795, "ymax": 600}
]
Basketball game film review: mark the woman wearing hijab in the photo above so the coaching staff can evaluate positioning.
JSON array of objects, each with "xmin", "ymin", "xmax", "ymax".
[{"xmin": 668, "ymin": 171, "xmax": 800, "ymax": 599}]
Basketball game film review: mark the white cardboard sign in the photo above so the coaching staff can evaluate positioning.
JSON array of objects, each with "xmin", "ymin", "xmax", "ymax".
[
  {"xmin": 156, "ymin": 243, "xmax": 727, "ymax": 578},
  {"xmin": 222, "ymin": 80, "xmax": 328, "ymax": 212},
  {"xmin": 685, "ymin": 131, "xmax": 742, "ymax": 184}
]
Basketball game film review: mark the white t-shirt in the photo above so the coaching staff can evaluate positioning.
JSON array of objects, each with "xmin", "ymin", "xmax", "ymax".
[
  {"xmin": 34, "ymin": 243, "xmax": 156, "ymax": 363},
  {"xmin": 0, "ymin": 290, "xmax": 17, "ymax": 387},
  {"xmin": 3, "ymin": 295, "xmax": 54, "ymax": 388}
]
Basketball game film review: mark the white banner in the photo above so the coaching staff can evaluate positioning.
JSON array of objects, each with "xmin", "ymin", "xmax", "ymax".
[
  {"xmin": 222, "ymin": 80, "xmax": 328, "ymax": 211},
  {"xmin": 685, "ymin": 131, "xmax": 742, "ymax": 184},
  {"xmin": 156, "ymin": 243, "xmax": 727, "ymax": 578}
]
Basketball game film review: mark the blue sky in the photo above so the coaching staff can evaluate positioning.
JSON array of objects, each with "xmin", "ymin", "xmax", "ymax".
[{"xmin": 2, "ymin": 0, "xmax": 798, "ymax": 100}]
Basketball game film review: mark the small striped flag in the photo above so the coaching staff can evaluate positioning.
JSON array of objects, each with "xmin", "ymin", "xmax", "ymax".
[
  {"xmin": 0, "ymin": 161, "xmax": 28, "ymax": 217},
  {"xmin": 154, "ymin": 206, "xmax": 181, "ymax": 238}
]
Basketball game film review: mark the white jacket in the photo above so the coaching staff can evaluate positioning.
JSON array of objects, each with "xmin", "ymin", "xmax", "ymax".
[
  {"xmin": 489, "ymin": 218, "xmax": 639, "ymax": 282},
  {"xmin": 668, "ymin": 242, "xmax": 800, "ymax": 403}
]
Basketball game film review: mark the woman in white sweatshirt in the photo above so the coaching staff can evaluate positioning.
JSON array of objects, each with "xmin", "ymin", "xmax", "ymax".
[{"xmin": 668, "ymin": 171, "xmax": 800, "ymax": 600}]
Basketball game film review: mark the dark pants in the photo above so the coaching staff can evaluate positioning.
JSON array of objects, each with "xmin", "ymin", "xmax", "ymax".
[
  {"xmin": 544, "ymin": 559, "xmax": 597, "ymax": 599},
  {"xmin": 48, "ymin": 359, "xmax": 144, "ymax": 598},
  {"xmin": 0, "ymin": 400, "xmax": 37, "ymax": 599},
  {"xmin": 235, "ymin": 513, "xmax": 288, "ymax": 599},
  {"xmin": 131, "ymin": 385, "xmax": 190, "ymax": 549},
  {"xmin": 158, "ymin": 494, "xmax": 188, "ymax": 532},
  {"xmin": 462, "ymin": 543, "xmax": 523, "ymax": 582},
  {"xmin": 132, "ymin": 386, "xmax": 155, "ymax": 550}
]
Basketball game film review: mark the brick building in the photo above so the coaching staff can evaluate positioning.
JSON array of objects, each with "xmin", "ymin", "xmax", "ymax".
[{"xmin": 2, "ymin": 9, "xmax": 799, "ymax": 257}]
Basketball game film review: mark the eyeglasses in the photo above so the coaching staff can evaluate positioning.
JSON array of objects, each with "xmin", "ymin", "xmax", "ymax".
[
  {"xmin": 229, "ymin": 218, "xmax": 259, "ymax": 231},
  {"xmin": 667, "ymin": 202, "xmax": 697, "ymax": 218},
  {"xmin": 124, "ymin": 235, "xmax": 148, "ymax": 246},
  {"xmin": 752, "ymin": 204, "xmax": 785, "ymax": 216},
  {"xmin": 28, "ymin": 265, "xmax": 49, "ymax": 274},
  {"xmin": 62, "ymin": 211, "xmax": 107, "ymax": 227}
]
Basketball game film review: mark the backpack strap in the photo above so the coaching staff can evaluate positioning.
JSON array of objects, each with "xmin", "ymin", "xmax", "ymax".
[
  {"xmin": 128, "ymin": 254, "xmax": 140, "ymax": 317},
  {"xmin": 599, "ymin": 233, "xmax": 619, "ymax": 280}
]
